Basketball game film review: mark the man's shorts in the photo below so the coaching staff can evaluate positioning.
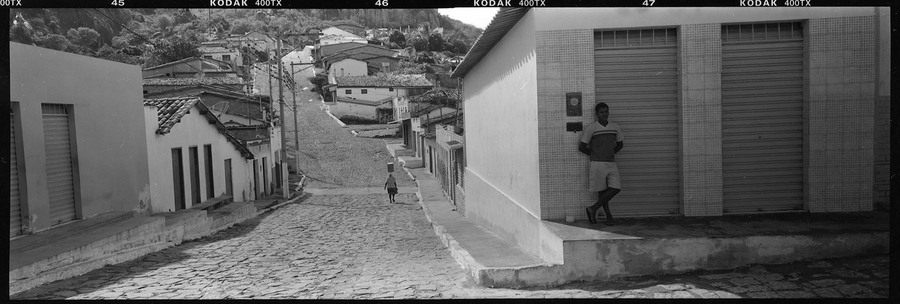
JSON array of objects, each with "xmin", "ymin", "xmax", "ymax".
[{"xmin": 589, "ymin": 161, "xmax": 621, "ymax": 192}]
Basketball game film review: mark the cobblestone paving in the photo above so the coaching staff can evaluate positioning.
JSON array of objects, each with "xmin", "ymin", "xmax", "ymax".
[{"xmin": 10, "ymin": 66, "xmax": 889, "ymax": 299}]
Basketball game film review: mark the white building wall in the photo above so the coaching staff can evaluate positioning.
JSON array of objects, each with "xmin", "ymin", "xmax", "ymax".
[
  {"xmin": 329, "ymin": 58, "xmax": 368, "ymax": 77},
  {"xmin": 145, "ymin": 107, "xmax": 254, "ymax": 213},
  {"xmin": 330, "ymin": 102, "xmax": 379, "ymax": 120},
  {"xmin": 11, "ymin": 43, "xmax": 152, "ymax": 232},
  {"xmin": 338, "ymin": 87, "xmax": 398, "ymax": 102},
  {"xmin": 461, "ymin": 11, "xmax": 542, "ymax": 256}
]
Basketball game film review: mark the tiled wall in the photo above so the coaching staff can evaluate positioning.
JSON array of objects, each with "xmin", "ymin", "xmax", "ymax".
[
  {"xmin": 535, "ymin": 29, "xmax": 597, "ymax": 220},
  {"xmin": 678, "ymin": 24, "xmax": 724, "ymax": 217},
  {"xmin": 805, "ymin": 16, "xmax": 876, "ymax": 212},
  {"xmin": 873, "ymin": 96, "xmax": 890, "ymax": 210}
]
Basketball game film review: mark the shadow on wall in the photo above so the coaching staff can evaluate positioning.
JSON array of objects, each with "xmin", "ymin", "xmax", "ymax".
[{"xmin": 464, "ymin": 50, "xmax": 536, "ymax": 100}]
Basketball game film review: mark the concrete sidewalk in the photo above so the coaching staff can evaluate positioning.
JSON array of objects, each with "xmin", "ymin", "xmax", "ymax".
[{"xmin": 403, "ymin": 161, "xmax": 890, "ymax": 288}]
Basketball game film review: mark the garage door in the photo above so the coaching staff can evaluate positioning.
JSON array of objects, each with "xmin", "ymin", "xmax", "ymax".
[
  {"xmin": 10, "ymin": 106, "xmax": 23, "ymax": 237},
  {"xmin": 42, "ymin": 104, "xmax": 78, "ymax": 225},
  {"xmin": 594, "ymin": 28, "xmax": 680, "ymax": 217},
  {"xmin": 721, "ymin": 22, "xmax": 804, "ymax": 214}
]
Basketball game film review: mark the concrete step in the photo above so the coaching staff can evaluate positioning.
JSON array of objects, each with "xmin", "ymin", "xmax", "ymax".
[{"xmin": 537, "ymin": 213, "xmax": 890, "ymax": 284}]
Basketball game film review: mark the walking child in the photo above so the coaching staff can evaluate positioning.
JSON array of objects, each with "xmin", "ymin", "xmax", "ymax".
[{"xmin": 384, "ymin": 173, "xmax": 398, "ymax": 203}]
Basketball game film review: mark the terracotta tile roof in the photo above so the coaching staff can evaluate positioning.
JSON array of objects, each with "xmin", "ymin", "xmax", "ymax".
[
  {"xmin": 144, "ymin": 97, "xmax": 199, "ymax": 135},
  {"xmin": 226, "ymin": 126, "xmax": 270, "ymax": 143},
  {"xmin": 334, "ymin": 74, "xmax": 432, "ymax": 88},
  {"xmin": 143, "ymin": 57, "xmax": 234, "ymax": 72},
  {"xmin": 335, "ymin": 96, "xmax": 393, "ymax": 107},
  {"xmin": 144, "ymin": 96, "xmax": 254, "ymax": 159},
  {"xmin": 143, "ymin": 77, "xmax": 245, "ymax": 86}
]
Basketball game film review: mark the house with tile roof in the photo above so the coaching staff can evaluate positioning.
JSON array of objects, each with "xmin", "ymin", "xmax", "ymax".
[
  {"xmin": 142, "ymin": 77, "xmax": 247, "ymax": 95},
  {"xmin": 326, "ymin": 74, "xmax": 433, "ymax": 121},
  {"xmin": 144, "ymin": 85, "xmax": 272, "ymax": 127},
  {"xmin": 320, "ymin": 33, "xmax": 368, "ymax": 46},
  {"xmin": 324, "ymin": 52, "xmax": 403, "ymax": 76},
  {"xmin": 316, "ymin": 42, "xmax": 400, "ymax": 64},
  {"xmin": 329, "ymin": 96, "xmax": 394, "ymax": 122},
  {"xmin": 199, "ymin": 45, "xmax": 243, "ymax": 69},
  {"xmin": 142, "ymin": 57, "xmax": 238, "ymax": 79},
  {"xmin": 10, "ymin": 42, "xmax": 152, "ymax": 236},
  {"xmin": 143, "ymin": 96, "xmax": 273, "ymax": 213}
]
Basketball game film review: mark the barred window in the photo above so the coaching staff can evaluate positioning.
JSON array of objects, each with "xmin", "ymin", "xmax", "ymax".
[
  {"xmin": 722, "ymin": 22, "xmax": 802, "ymax": 43},
  {"xmin": 595, "ymin": 28, "xmax": 676, "ymax": 48}
]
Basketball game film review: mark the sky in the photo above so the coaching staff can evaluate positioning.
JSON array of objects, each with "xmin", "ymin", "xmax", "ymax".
[{"xmin": 437, "ymin": 8, "xmax": 500, "ymax": 30}]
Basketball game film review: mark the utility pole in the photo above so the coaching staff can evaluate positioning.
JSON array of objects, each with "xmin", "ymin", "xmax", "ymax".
[
  {"xmin": 290, "ymin": 63, "xmax": 300, "ymax": 175},
  {"xmin": 267, "ymin": 44, "xmax": 273, "ymax": 107},
  {"xmin": 277, "ymin": 37, "xmax": 289, "ymax": 199}
]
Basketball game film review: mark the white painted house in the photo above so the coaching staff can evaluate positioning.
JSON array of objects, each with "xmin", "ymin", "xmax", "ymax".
[
  {"xmin": 144, "ymin": 97, "xmax": 261, "ymax": 213},
  {"xmin": 328, "ymin": 58, "xmax": 368, "ymax": 77}
]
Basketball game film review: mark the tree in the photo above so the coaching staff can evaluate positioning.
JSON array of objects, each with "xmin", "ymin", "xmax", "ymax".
[
  {"xmin": 231, "ymin": 19, "xmax": 252, "ymax": 35},
  {"xmin": 66, "ymin": 27, "xmax": 101, "ymax": 51},
  {"xmin": 427, "ymin": 33, "xmax": 447, "ymax": 52},
  {"xmin": 389, "ymin": 30, "xmax": 406, "ymax": 48},
  {"xmin": 450, "ymin": 39, "xmax": 469, "ymax": 54},
  {"xmin": 148, "ymin": 36, "xmax": 201, "ymax": 67},
  {"xmin": 9, "ymin": 25, "xmax": 35, "ymax": 45},
  {"xmin": 35, "ymin": 34, "xmax": 71, "ymax": 51},
  {"xmin": 408, "ymin": 36, "xmax": 427, "ymax": 52},
  {"xmin": 156, "ymin": 15, "xmax": 173, "ymax": 32}
]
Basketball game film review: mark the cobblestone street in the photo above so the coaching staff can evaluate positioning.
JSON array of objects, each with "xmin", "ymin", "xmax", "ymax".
[{"xmin": 10, "ymin": 64, "xmax": 890, "ymax": 299}]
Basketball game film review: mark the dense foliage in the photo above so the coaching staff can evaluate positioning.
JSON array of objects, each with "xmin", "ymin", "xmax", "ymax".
[{"xmin": 9, "ymin": 8, "xmax": 483, "ymax": 68}]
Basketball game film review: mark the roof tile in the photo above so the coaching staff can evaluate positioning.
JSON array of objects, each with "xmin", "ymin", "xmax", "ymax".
[
  {"xmin": 143, "ymin": 77, "xmax": 245, "ymax": 86},
  {"xmin": 335, "ymin": 74, "xmax": 432, "ymax": 88}
]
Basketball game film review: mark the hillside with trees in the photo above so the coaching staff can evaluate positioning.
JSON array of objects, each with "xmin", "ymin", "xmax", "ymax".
[{"xmin": 8, "ymin": 8, "xmax": 484, "ymax": 68}]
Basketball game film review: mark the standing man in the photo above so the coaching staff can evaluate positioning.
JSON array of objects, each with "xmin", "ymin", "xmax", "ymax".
[{"xmin": 579, "ymin": 102, "xmax": 624, "ymax": 226}]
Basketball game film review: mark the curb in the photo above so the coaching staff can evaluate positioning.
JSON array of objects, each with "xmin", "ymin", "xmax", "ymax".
[
  {"xmin": 257, "ymin": 192, "xmax": 309, "ymax": 216},
  {"xmin": 400, "ymin": 165, "xmax": 500, "ymax": 287},
  {"xmin": 400, "ymin": 164, "xmax": 561, "ymax": 288},
  {"xmin": 322, "ymin": 103, "xmax": 358, "ymax": 136}
]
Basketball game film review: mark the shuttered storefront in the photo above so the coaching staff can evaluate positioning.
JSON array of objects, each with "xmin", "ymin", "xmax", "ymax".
[
  {"xmin": 42, "ymin": 104, "xmax": 78, "ymax": 225},
  {"xmin": 10, "ymin": 106, "xmax": 23, "ymax": 237},
  {"xmin": 594, "ymin": 28, "xmax": 680, "ymax": 217},
  {"xmin": 721, "ymin": 22, "xmax": 804, "ymax": 214}
]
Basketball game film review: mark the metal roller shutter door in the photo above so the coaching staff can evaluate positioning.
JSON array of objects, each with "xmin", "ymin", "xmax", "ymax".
[
  {"xmin": 594, "ymin": 28, "xmax": 680, "ymax": 217},
  {"xmin": 42, "ymin": 104, "xmax": 78, "ymax": 225},
  {"xmin": 10, "ymin": 107, "xmax": 23, "ymax": 237},
  {"xmin": 721, "ymin": 23, "xmax": 804, "ymax": 214}
]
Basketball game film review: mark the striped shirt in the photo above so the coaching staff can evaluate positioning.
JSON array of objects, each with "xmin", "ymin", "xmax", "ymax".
[{"xmin": 580, "ymin": 121, "xmax": 624, "ymax": 162}]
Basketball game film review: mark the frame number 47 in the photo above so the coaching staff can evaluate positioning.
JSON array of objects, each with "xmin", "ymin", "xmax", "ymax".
[{"xmin": 643, "ymin": 0, "xmax": 655, "ymax": 6}]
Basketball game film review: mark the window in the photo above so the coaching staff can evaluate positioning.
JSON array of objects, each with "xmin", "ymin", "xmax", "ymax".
[
  {"xmin": 361, "ymin": 89, "xmax": 368, "ymax": 94},
  {"xmin": 345, "ymin": 89, "xmax": 352, "ymax": 94},
  {"xmin": 389, "ymin": 88, "xmax": 394, "ymax": 92},
  {"xmin": 222, "ymin": 54, "xmax": 231, "ymax": 61},
  {"xmin": 203, "ymin": 55, "xmax": 213, "ymax": 59}
]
